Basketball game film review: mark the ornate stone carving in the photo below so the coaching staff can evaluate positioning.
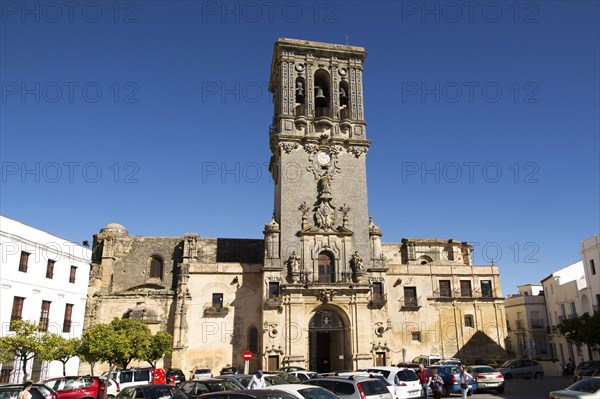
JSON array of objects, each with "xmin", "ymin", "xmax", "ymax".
[
  {"xmin": 287, "ymin": 251, "xmax": 301, "ymax": 283},
  {"xmin": 339, "ymin": 204, "xmax": 350, "ymax": 228},
  {"xmin": 279, "ymin": 142, "xmax": 298, "ymax": 154},
  {"xmin": 316, "ymin": 288, "xmax": 336, "ymax": 303},
  {"xmin": 349, "ymin": 145, "xmax": 368, "ymax": 158}
]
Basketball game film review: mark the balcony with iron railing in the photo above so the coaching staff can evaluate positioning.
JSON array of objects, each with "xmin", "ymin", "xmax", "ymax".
[
  {"xmin": 368, "ymin": 293, "xmax": 387, "ymax": 309},
  {"xmin": 530, "ymin": 318, "xmax": 545, "ymax": 329},
  {"xmin": 429, "ymin": 288, "xmax": 499, "ymax": 301},
  {"xmin": 546, "ymin": 325, "xmax": 558, "ymax": 334},
  {"xmin": 264, "ymin": 295, "xmax": 283, "ymax": 309},
  {"xmin": 399, "ymin": 296, "xmax": 421, "ymax": 311}
]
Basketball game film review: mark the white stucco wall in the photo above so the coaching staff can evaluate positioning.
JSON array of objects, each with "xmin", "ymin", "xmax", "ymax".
[{"xmin": 0, "ymin": 215, "xmax": 91, "ymax": 381}]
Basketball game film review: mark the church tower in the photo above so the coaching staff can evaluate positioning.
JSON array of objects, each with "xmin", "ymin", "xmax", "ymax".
[{"xmin": 263, "ymin": 38, "xmax": 385, "ymax": 372}]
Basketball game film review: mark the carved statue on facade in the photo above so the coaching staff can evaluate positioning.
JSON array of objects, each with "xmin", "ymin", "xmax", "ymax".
[
  {"xmin": 288, "ymin": 251, "xmax": 300, "ymax": 273},
  {"xmin": 351, "ymin": 251, "xmax": 364, "ymax": 272}
]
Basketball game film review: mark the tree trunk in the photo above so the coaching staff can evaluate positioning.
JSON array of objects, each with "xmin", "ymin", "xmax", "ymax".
[
  {"xmin": 21, "ymin": 355, "xmax": 29, "ymax": 383},
  {"xmin": 62, "ymin": 361, "xmax": 67, "ymax": 376}
]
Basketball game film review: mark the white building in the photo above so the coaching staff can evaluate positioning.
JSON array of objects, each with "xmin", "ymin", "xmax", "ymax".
[
  {"xmin": 541, "ymin": 261, "xmax": 590, "ymax": 366},
  {"xmin": 0, "ymin": 215, "xmax": 91, "ymax": 382},
  {"xmin": 580, "ymin": 234, "xmax": 599, "ymax": 316},
  {"xmin": 505, "ymin": 284, "xmax": 550, "ymax": 359}
]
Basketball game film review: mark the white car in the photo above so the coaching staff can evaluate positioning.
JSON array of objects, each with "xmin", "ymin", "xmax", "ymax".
[
  {"xmin": 359, "ymin": 367, "xmax": 422, "ymax": 399},
  {"xmin": 289, "ymin": 371, "xmax": 321, "ymax": 382},
  {"xmin": 192, "ymin": 368, "xmax": 213, "ymax": 379},
  {"xmin": 105, "ymin": 378, "xmax": 120, "ymax": 398},
  {"xmin": 336, "ymin": 372, "xmax": 398, "ymax": 399},
  {"xmin": 263, "ymin": 384, "xmax": 341, "ymax": 399}
]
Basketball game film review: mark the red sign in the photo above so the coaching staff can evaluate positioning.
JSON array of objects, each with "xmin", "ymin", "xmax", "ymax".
[{"xmin": 243, "ymin": 351, "xmax": 253, "ymax": 361}]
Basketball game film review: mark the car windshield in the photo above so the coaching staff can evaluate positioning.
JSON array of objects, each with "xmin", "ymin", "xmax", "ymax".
[
  {"xmin": 297, "ymin": 388, "xmax": 339, "ymax": 399},
  {"xmin": 499, "ymin": 361, "xmax": 513, "ymax": 368},
  {"xmin": 566, "ymin": 378, "xmax": 600, "ymax": 393},
  {"xmin": 396, "ymin": 370, "xmax": 418, "ymax": 381}
]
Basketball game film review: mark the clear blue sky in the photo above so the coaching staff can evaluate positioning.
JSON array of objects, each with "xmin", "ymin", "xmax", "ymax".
[{"xmin": 1, "ymin": 1, "xmax": 598, "ymax": 294}]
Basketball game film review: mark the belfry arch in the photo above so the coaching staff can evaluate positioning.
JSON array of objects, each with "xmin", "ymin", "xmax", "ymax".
[{"xmin": 308, "ymin": 307, "xmax": 351, "ymax": 372}]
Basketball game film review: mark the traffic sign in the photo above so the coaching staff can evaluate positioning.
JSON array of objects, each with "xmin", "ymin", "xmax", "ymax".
[{"xmin": 243, "ymin": 351, "xmax": 252, "ymax": 361}]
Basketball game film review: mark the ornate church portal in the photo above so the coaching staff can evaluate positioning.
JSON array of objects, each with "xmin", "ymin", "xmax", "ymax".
[{"xmin": 308, "ymin": 309, "xmax": 350, "ymax": 373}]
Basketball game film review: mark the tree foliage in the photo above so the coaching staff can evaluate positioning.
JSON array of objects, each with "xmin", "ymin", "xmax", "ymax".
[
  {"xmin": 45, "ymin": 336, "xmax": 81, "ymax": 376},
  {"xmin": 140, "ymin": 331, "xmax": 173, "ymax": 368},
  {"xmin": 0, "ymin": 320, "xmax": 55, "ymax": 382},
  {"xmin": 558, "ymin": 312, "xmax": 600, "ymax": 350}
]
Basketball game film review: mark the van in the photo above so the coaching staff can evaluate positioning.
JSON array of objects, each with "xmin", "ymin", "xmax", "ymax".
[
  {"xmin": 102, "ymin": 367, "xmax": 153, "ymax": 389},
  {"xmin": 414, "ymin": 355, "xmax": 441, "ymax": 367}
]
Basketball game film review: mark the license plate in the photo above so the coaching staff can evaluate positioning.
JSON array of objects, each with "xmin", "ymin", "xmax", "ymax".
[
  {"xmin": 486, "ymin": 383, "xmax": 498, "ymax": 387},
  {"xmin": 409, "ymin": 392, "xmax": 420, "ymax": 397}
]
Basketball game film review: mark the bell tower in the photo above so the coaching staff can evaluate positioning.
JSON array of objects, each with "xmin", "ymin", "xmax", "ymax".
[{"xmin": 264, "ymin": 38, "xmax": 382, "ymax": 280}]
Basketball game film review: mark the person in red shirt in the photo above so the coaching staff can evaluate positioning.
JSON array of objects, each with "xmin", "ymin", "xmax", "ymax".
[{"xmin": 416, "ymin": 364, "xmax": 430, "ymax": 399}]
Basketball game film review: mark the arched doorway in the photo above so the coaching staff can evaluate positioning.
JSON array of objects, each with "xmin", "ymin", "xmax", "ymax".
[{"xmin": 309, "ymin": 309, "xmax": 349, "ymax": 372}]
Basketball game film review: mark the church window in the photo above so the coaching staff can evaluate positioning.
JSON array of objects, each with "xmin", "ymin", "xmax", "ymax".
[
  {"xmin": 248, "ymin": 326, "xmax": 258, "ymax": 353},
  {"xmin": 149, "ymin": 256, "xmax": 163, "ymax": 280},
  {"xmin": 464, "ymin": 315, "xmax": 473, "ymax": 328},
  {"xmin": 404, "ymin": 287, "xmax": 417, "ymax": 307},
  {"xmin": 411, "ymin": 332, "xmax": 421, "ymax": 342},
  {"xmin": 318, "ymin": 252, "xmax": 335, "ymax": 283},
  {"xmin": 460, "ymin": 280, "xmax": 472, "ymax": 297},
  {"xmin": 212, "ymin": 293, "xmax": 224, "ymax": 310},
  {"xmin": 481, "ymin": 280, "xmax": 493, "ymax": 297},
  {"xmin": 268, "ymin": 282, "xmax": 280, "ymax": 298},
  {"xmin": 439, "ymin": 280, "xmax": 451, "ymax": 297},
  {"xmin": 372, "ymin": 282, "xmax": 383, "ymax": 303}
]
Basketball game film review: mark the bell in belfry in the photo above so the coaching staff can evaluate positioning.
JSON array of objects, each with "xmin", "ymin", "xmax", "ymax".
[
  {"xmin": 339, "ymin": 87, "xmax": 347, "ymax": 98},
  {"xmin": 315, "ymin": 86, "xmax": 326, "ymax": 100}
]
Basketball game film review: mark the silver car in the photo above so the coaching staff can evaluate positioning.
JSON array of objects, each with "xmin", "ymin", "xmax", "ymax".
[
  {"xmin": 549, "ymin": 377, "xmax": 600, "ymax": 399},
  {"xmin": 304, "ymin": 376, "xmax": 392, "ymax": 399},
  {"xmin": 497, "ymin": 359, "xmax": 544, "ymax": 380}
]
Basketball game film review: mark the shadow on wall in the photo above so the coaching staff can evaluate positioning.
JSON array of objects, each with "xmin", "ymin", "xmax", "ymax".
[
  {"xmin": 216, "ymin": 238, "xmax": 264, "ymax": 263},
  {"xmin": 453, "ymin": 331, "xmax": 507, "ymax": 361}
]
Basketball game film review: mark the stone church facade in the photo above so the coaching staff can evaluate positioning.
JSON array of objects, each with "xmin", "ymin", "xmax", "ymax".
[{"xmin": 84, "ymin": 39, "xmax": 507, "ymax": 375}]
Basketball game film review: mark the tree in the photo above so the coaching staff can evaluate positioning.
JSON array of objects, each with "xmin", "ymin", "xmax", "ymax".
[
  {"xmin": 0, "ymin": 320, "xmax": 54, "ymax": 382},
  {"xmin": 140, "ymin": 331, "xmax": 173, "ymax": 369},
  {"xmin": 558, "ymin": 312, "xmax": 600, "ymax": 357},
  {"xmin": 80, "ymin": 318, "xmax": 152, "ymax": 399},
  {"xmin": 45, "ymin": 336, "xmax": 81, "ymax": 376}
]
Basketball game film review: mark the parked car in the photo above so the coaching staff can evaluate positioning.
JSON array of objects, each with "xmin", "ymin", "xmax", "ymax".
[
  {"xmin": 196, "ymin": 389, "xmax": 297, "ymax": 399},
  {"xmin": 335, "ymin": 372, "xmax": 398, "ymax": 399},
  {"xmin": 193, "ymin": 369, "xmax": 214, "ymax": 380},
  {"xmin": 497, "ymin": 359, "xmax": 544, "ymax": 380},
  {"xmin": 262, "ymin": 375, "xmax": 290, "ymax": 386},
  {"xmin": 179, "ymin": 379, "xmax": 241, "ymax": 398},
  {"xmin": 117, "ymin": 385, "xmax": 188, "ymax": 399},
  {"xmin": 278, "ymin": 368, "xmax": 306, "ymax": 373},
  {"xmin": 357, "ymin": 367, "xmax": 421, "ymax": 399},
  {"xmin": 575, "ymin": 361, "xmax": 600, "ymax": 381},
  {"xmin": 303, "ymin": 375, "xmax": 392, "ymax": 399},
  {"xmin": 43, "ymin": 376, "xmax": 106, "ymax": 399},
  {"xmin": 0, "ymin": 383, "xmax": 57, "ymax": 399},
  {"xmin": 167, "ymin": 369, "xmax": 187, "ymax": 385},
  {"xmin": 427, "ymin": 365, "xmax": 476, "ymax": 397},
  {"xmin": 394, "ymin": 364, "xmax": 419, "ymax": 373},
  {"xmin": 549, "ymin": 377, "xmax": 600, "ymax": 399},
  {"xmin": 263, "ymin": 384, "xmax": 339, "ymax": 399},
  {"xmin": 413, "ymin": 355, "xmax": 441, "ymax": 367},
  {"xmin": 220, "ymin": 368, "xmax": 239, "ymax": 376},
  {"xmin": 432, "ymin": 359, "xmax": 462, "ymax": 366},
  {"xmin": 287, "ymin": 372, "xmax": 320, "ymax": 382},
  {"xmin": 215, "ymin": 376, "xmax": 252, "ymax": 389},
  {"xmin": 102, "ymin": 368, "xmax": 153, "ymax": 390},
  {"xmin": 466, "ymin": 366, "xmax": 504, "ymax": 393},
  {"xmin": 263, "ymin": 373, "xmax": 300, "ymax": 384}
]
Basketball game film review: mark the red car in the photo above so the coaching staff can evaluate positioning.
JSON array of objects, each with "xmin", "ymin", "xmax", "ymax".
[{"xmin": 43, "ymin": 376, "xmax": 106, "ymax": 399}]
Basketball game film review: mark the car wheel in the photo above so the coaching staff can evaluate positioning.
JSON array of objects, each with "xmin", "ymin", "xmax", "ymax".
[
  {"xmin": 441, "ymin": 386, "xmax": 450, "ymax": 397},
  {"xmin": 467, "ymin": 390, "xmax": 473, "ymax": 396},
  {"xmin": 534, "ymin": 372, "xmax": 543, "ymax": 379},
  {"xmin": 108, "ymin": 395, "xmax": 115, "ymax": 399},
  {"xmin": 504, "ymin": 373, "xmax": 512, "ymax": 380},
  {"xmin": 496, "ymin": 387, "xmax": 504, "ymax": 394}
]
